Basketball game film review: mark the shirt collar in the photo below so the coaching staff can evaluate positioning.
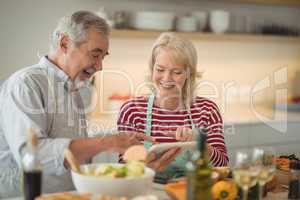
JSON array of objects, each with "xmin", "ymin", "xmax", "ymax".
[
  {"xmin": 39, "ymin": 56, "xmax": 77, "ymax": 91},
  {"xmin": 39, "ymin": 56, "xmax": 70, "ymax": 82}
]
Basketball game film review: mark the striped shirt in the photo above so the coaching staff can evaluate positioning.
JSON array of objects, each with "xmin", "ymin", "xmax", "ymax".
[{"xmin": 117, "ymin": 96, "xmax": 228, "ymax": 166}]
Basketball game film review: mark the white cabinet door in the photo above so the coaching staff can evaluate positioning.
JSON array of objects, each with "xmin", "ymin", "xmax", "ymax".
[
  {"xmin": 224, "ymin": 123, "xmax": 251, "ymax": 166},
  {"xmin": 225, "ymin": 121, "xmax": 300, "ymax": 166}
]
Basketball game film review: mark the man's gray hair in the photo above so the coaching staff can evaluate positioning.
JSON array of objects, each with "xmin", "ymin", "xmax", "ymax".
[{"xmin": 50, "ymin": 10, "xmax": 110, "ymax": 51}]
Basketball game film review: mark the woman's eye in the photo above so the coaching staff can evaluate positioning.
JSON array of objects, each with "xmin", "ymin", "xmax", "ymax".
[
  {"xmin": 173, "ymin": 70, "xmax": 183, "ymax": 75},
  {"xmin": 156, "ymin": 68, "xmax": 164, "ymax": 72}
]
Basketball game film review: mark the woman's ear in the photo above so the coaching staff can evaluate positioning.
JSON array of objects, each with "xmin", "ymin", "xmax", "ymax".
[{"xmin": 59, "ymin": 34, "xmax": 70, "ymax": 53}]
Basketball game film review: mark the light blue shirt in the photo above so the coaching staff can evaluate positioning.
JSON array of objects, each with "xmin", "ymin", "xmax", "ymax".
[{"xmin": 0, "ymin": 56, "xmax": 87, "ymax": 198}]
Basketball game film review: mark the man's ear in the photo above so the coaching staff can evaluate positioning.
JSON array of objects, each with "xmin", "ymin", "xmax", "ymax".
[{"xmin": 59, "ymin": 34, "xmax": 70, "ymax": 53}]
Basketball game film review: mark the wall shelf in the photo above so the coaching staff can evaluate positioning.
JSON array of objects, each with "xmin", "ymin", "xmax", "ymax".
[
  {"xmin": 111, "ymin": 29, "xmax": 300, "ymax": 44},
  {"xmin": 217, "ymin": 0, "xmax": 300, "ymax": 6}
]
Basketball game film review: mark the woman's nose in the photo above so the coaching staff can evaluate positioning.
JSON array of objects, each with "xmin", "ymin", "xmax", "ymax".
[{"xmin": 162, "ymin": 71, "xmax": 172, "ymax": 81}]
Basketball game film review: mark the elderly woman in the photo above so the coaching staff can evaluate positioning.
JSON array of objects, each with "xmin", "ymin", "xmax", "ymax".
[{"xmin": 117, "ymin": 32, "xmax": 228, "ymax": 176}]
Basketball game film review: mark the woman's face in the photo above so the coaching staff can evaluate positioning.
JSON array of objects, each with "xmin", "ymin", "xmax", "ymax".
[{"xmin": 152, "ymin": 49, "xmax": 187, "ymax": 99}]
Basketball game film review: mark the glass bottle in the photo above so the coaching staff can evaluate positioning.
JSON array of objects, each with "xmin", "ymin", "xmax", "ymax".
[
  {"xmin": 22, "ymin": 129, "xmax": 42, "ymax": 200},
  {"xmin": 288, "ymin": 161, "xmax": 300, "ymax": 200},
  {"xmin": 186, "ymin": 128, "xmax": 212, "ymax": 200}
]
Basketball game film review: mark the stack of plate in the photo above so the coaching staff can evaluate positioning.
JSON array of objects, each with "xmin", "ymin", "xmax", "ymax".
[{"xmin": 131, "ymin": 11, "xmax": 175, "ymax": 31}]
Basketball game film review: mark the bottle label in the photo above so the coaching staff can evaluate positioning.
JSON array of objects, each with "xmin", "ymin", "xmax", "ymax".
[{"xmin": 23, "ymin": 171, "xmax": 42, "ymax": 200}]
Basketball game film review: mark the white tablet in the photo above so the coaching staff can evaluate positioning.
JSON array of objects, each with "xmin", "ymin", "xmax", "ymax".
[{"xmin": 148, "ymin": 141, "xmax": 197, "ymax": 154}]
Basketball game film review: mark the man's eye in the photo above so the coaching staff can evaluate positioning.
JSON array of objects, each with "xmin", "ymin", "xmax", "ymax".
[{"xmin": 156, "ymin": 68, "xmax": 164, "ymax": 72}]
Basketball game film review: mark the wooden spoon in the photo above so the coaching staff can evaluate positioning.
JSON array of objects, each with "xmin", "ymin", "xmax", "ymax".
[
  {"xmin": 64, "ymin": 149, "xmax": 81, "ymax": 173},
  {"xmin": 27, "ymin": 128, "xmax": 38, "ymax": 147}
]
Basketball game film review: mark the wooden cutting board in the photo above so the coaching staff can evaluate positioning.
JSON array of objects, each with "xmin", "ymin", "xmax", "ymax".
[
  {"xmin": 36, "ymin": 192, "xmax": 128, "ymax": 200},
  {"xmin": 164, "ymin": 180, "xmax": 186, "ymax": 200}
]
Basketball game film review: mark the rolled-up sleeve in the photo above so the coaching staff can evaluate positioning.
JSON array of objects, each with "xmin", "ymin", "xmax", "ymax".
[
  {"xmin": 37, "ymin": 138, "xmax": 71, "ymax": 175},
  {"xmin": 1, "ymin": 77, "xmax": 70, "ymax": 175},
  {"xmin": 206, "ymin": 102, "xmax": 229, "ymax": 167}
]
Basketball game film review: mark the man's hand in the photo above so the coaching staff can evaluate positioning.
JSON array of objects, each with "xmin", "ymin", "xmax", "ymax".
[
  {"xmin": 112, "ymin": 132, "xmax": 154, "ymax": 154},
  {"xmin": 145, "ymin": 147, "xmax": 181, "ymax": 172}
]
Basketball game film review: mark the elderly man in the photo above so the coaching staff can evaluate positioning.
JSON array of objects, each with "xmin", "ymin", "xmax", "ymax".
[{"xmin": 0, "ymin": 11, "xmax": 180, "ymax": 198}]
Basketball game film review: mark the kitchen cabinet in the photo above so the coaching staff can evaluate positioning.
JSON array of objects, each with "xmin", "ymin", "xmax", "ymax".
[
  {"xmin": 111, "ymin": 29, "xmax": 300, "ymax": 44},
  {"xmin": 225, "ymin": 121, "xmax": 300, "ymax": 165}
]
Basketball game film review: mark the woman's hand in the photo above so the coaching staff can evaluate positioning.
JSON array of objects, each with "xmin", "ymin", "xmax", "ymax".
[
  {"xmin": 112, "ymin": 132, "xmax": 154, "ymax": 154},
  {"xmin": 207, "ymin": 143, "xmax": 213, "ymax": 157},
  {"xmin": 145, "ymin": 147, "xmax": 181, "ymax": 172},
  {"xmin": 176, "ymin": 127, "xmax": 213, "ymax": 156},
  {"xmin": 163, "ymin": 127, "xmax": 196, "ymax": 142},
  {"xmin": 176, "ymin": 127, "xmax": 214, "ymax": 157},
  {"xmin": 175, "ymin": 127, "xmax": 196, "ymax": 141}
]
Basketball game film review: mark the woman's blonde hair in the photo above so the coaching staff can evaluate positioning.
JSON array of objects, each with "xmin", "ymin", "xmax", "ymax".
[{"xmin": 148, "ymin": 32, "xmax": 201, "ymax": 109}]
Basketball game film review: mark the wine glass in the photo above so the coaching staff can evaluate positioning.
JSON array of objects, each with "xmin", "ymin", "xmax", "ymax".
[
  {"xmin": 233, "ymin": 150, "xmax": 259, "ymax": 200},
  {"xmin": 252, "ymin": 147, "xmax": 276, "ymax": 200}
]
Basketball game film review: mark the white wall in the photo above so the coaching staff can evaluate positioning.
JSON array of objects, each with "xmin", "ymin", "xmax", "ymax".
[
  {"xmin": 0, "ymin": 0, "xmax": 300, "ymax": 80},
  {"xmin": 93, "ymin": 37, "xmax": 300, "ymax": 112}
]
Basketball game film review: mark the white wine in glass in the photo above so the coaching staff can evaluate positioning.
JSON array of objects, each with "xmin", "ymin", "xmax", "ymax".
[
  {"xmin": 257, "ymin": 166, "xmax": 276, "ymax": 185},
  {"xmin": 233, "ymin": 169, "xmax": 259, "ymax": 189},
  {"xmin": 233, "ymin": 151, "xmax": 259, "ymax": 200},
  {"xmin": 252, "ymin": 147, "xmax": 276, "ymax": 200}
]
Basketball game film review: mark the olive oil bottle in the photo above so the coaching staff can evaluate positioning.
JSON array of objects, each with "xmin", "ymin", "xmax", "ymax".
[
  {"xmin": 186, "ymin": 128, "xmax": 213, "ymax": 200},
  {"xmin": 22, "ymin": 129, "xmax": 42, "ymax": 200}
]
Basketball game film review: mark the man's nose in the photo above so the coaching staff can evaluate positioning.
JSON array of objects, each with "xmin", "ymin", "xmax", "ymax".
[{"xmin": 94, "ymin": 59, "xmax": 102, "ymax": 71}]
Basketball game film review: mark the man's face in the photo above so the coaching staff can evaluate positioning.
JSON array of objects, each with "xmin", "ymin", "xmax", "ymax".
[{"xmin": 65, "ymin": 28, "xmax": 109, "ymax": 81}]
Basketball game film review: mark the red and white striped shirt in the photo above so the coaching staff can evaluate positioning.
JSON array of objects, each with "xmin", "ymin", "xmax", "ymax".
[{"xmin": 117, "ymin": 96, "xmax": 228, "ymax": 166}]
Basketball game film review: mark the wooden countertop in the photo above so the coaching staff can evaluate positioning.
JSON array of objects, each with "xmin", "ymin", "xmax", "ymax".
[{"xmin": 2, "ymin": 184, "xmax": 288, "ymax": 200}]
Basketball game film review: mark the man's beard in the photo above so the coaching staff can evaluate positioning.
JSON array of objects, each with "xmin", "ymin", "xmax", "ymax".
[{"xmin": 73, "ymin": 76, "xmax": 92, "ymax": 90}]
